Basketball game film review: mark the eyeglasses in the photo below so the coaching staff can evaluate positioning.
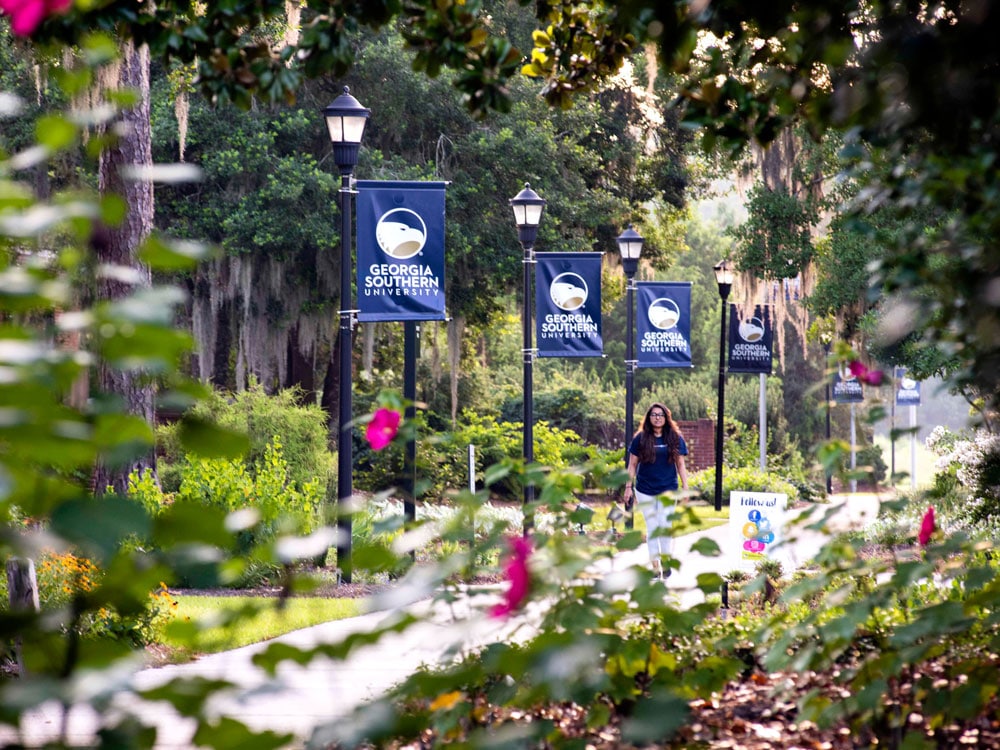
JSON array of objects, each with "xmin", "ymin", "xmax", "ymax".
[{"xmin": 649, "ymin": 412, "xmax": 666, "ymax": 418}]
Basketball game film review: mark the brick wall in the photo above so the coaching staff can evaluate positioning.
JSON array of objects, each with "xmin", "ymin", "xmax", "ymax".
[{"xmin": 677, "ymin": 418, "xmax": 715, "ymax": 473}]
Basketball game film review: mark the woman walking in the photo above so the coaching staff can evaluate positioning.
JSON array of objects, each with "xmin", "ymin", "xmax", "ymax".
[{"xmin": 623, "ymin": 403, "xmax": 689, "ymax": 579}]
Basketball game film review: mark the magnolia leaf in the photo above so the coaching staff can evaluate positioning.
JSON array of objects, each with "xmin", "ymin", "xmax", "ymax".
[
  {"xmin": 50, "ymin": 495, "xmax": 151, "ymax": 564},
  {"xmin": 621, "ymin": 689, "xmax": 689, "ymax": 743},
  {"xmin": 192, "ymin": 716, "xmax": 293, "ymax": 750},
  {"xmin": 690, "ymin": 536, "xmax": 722, "ymax": 556},
  {"xmin": 138, "ymin": 235, "xmax": 216, "ymax": 270},
  {"xmin": 36, "ymin": 115, "xmax": 77, "ymax": 150}
]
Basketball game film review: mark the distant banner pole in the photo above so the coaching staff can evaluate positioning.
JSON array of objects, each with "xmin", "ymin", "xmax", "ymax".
[
  {"xmin": 468, "ymin": 444, "xmax": 475, "ymax": 493},
  {"xmin": 468, "ymin": 444, "xmax": 475, "ymax": 547},
  {"xmin": 894, "ymin": 367, "xmax": 921, "ymax": 489},
  {"xmin": 890, "ymin": 371, "xmax": 897, "ymax": 483}
]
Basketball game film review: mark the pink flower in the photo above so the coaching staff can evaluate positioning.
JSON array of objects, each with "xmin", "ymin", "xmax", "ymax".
[
  {"xmin": 918, "ymin": 506, "xmax": 935, "ymax": 546},
  {"xmin": 490, "ymin": 536, "xmax": 533, "ymax": 619},
  {"xmin": 0, "ymin": 0, "xmax": 72, "ymax": 36},
  {"xmin": 849, "ymin": 360, "xmax": 885, "ymax": 386},
  {"xmin": 365, "ymin": 407, "xmax": 400, "ymax": 451}
]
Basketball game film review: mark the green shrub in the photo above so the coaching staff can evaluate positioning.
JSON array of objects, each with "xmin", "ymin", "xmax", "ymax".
[
  {"xmin": 688, "ymin": 466, "xmax": 799, "ymax": 506},
  {"xmin": 158, "ymin": 382, "xmax": 333, "ymax": 493},
  {"xmin": 131, "ymin": 438, "xmax": 323, "ymax": 586},
  {"xmin": 856, "ymin": 442, "xmax": 888, "ymax": 485},
  {"xmin": 357, "ymin": 411, "xmax": 596, "ymax": 502},
  {"xmin": 176, "ymin": 437, "xmax": 322, "ymax": 543}
]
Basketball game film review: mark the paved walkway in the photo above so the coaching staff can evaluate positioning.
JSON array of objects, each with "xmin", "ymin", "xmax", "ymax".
[{"xmin": 7, "ymin": 493, "xmax": 882, "ymax": 749}]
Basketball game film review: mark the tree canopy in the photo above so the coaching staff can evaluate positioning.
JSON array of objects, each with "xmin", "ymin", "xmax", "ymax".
[{"xmin": 22, "ymin": 0, "xmax": 1000, "ymax": 412}]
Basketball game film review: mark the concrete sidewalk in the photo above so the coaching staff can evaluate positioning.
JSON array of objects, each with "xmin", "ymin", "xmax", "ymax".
[{"xmin": 7, "ymin": 494, "xmax": 880, "ymax": 749}]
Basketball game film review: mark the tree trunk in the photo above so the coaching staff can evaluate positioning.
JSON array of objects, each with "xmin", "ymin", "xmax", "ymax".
[
  {"xmin": 286, "ymin": 322, "xmax": 316, "ymax": 404},
  {"xmin": 92, "ymin": 40, "xmax": 157, "ymax": 496},
  {"xmin": 6, "ymin": 558, "xmax": 40, "ymax": 675},
  {"xmin": 212, "ymin": 300, "xmax": 233, "ymax": 390}
]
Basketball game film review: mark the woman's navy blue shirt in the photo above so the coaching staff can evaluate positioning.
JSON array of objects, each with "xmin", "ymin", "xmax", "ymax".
[{"xmin": 628, "ymin": 433, "xmax": 688, "ymax": 495}]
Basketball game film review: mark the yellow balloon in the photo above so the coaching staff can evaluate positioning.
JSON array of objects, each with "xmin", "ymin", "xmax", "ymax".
[{"xmin": 742, "ymin": 522, "xmax": 758, "ymax": 539}]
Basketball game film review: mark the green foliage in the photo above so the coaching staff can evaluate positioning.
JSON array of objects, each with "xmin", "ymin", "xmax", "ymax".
[
  {"xmin": 371, "ymin": 411, "xmax": 599, "ymax": 501},
  {"xmin": 759, "ymin": 508, "xmax": 1000, "ymax": 747},
  {"xmin": 731, "ymin": 184, "xmax": 818, "ymax": 279},
  {"xmin": 159, "ymin": 383, "xmax": 332, "ymax": 493},
  {"xmin": 924, "ymin": 426, "xmax": 1000, "ymax": 532},
  {"xmin": 10, "ymin": 5, "xmax": 1000, "ymax": 749},
  {"xmin": 171, "ymin": 437, "xmax": 322, "ymax": 564},
  {"xmin": 856, "ymin": 442, "xmax": 888, "ymax": 486}
]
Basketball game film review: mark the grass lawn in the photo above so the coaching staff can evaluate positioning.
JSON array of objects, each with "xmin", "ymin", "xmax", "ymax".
[{"xmin": 157, "ymin": 595, "xmax": 365, "ymax": 661}]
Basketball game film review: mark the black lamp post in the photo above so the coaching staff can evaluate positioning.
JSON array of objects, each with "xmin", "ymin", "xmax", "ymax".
[
  {"xmin": 822, "ymin": 335, "xmax": 833, "ymax": 494},
  {"xmin": 510, "ymin": 183, "xmax": 546, "ymax": 535},
  {"xmin": 323, "ymin": 86, "xmax": 370, "ymax": 583},
  {"xmin": 617, "ymin": 225, "xmax": 643, "ymax": 529},
  {"xmin": 713, "ymin": 260, "xmax": 735, "ymax": 512}
]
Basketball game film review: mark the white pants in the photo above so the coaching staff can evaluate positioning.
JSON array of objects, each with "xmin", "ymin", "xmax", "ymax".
[{"xmin": 635, "ymin": 489, "xmax": 676, "ymax": 562}]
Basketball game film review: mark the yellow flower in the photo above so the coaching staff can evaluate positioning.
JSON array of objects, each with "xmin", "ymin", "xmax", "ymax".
[{"xmin": 429, "ymin": 691, "xmax": 464, "ymax": 711}]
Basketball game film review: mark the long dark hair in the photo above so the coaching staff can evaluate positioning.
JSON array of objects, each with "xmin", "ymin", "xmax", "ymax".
[{"xmin": 635, "ymin": 403, "xmax": 683, "ymax": 465}]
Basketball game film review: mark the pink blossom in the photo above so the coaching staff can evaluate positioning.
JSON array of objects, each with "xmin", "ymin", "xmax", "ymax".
[
  {"xmin": 490, "ymin": 536, "xmax": 533, "ymax": 619},
  {"xmin": 365, "ymin": 407, "xmax": 401, "ymax": 451},
  {"xmin": 918, "ymin": 506, "xmax": 935, "ymax": 546},
  {"xmin": 0, "ymin": 0, "xmax": 72, "ymax": 36},
  {"xmin": 849, "ymin": 360, "xmax": 885, "ymax": 386}
]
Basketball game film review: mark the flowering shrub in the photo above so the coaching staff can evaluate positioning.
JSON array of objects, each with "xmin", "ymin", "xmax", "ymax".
[
  {"xmin": 1, "ymin": 552, "xmax": 177, "ymax": 647},
  {"xmin": 33, "ymin": 549, "xmax": 99, "ymax": 609},
  {"xmin": 92, "ymin": 583, "xmax": 179, "ymax": 648},
  {"xmin": 926, "ymin": 425, "xmax": 1000, "ymax": 528}
]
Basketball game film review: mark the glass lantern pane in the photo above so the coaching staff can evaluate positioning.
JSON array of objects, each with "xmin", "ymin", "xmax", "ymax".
[{"xmin": 524, "ymin": 204, "xmax": 544, "ymax": 226}]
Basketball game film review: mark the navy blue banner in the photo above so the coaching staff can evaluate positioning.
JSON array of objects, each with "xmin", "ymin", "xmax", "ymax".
[
  {"xmin": 728, "ymin": 304, "xmax": 773, "ymax": 374},
  {"xmin": 895, "ymin": 367, "xmax": 921, "ymax": 406},
  {"xmin": 535, "ymin": 252, "xmax": 603, "ymax": 357},
  {"xmin": 636, "ymin": 282, "xmax": 692, "ymax": 368},
  {"xmin": 833, "ymin": 367, "xmax": 864, "ymax": 403},
  {"xmin": 356, "ymin": 181, "xmax": 447, "ymax": 322}
]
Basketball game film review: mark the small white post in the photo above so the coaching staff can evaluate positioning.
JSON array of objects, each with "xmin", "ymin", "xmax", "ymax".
[
  {"xmin": 468, "ymin": 444, "xmax": 476, "ymax": 544},
  {"xmin": 468, "ymin": 444, "xmax": 475, "ymax": 493},
  {"xmin": 910, "ymin": 405, "xmax": 917, "ymax": 490}
]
